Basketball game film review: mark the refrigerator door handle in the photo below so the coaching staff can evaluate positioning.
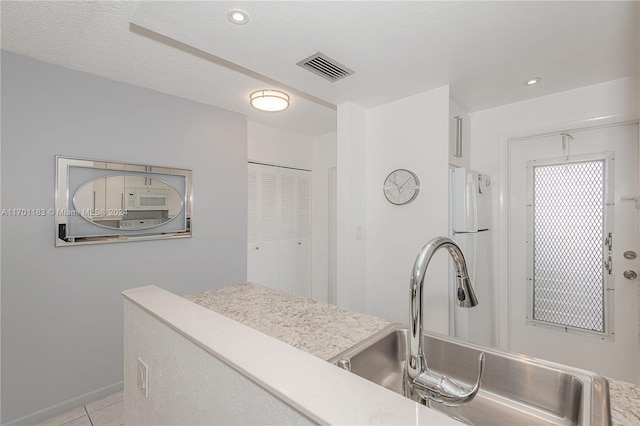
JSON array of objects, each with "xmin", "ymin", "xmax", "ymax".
[{"xmin": 466, "ymin": 179, "xmax": 478, "ymax": 232}]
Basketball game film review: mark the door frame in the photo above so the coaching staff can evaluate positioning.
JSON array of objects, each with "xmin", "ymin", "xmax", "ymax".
[{"xmin": 497, "ymin": 113, "xmax": 638, "ymax": 352}]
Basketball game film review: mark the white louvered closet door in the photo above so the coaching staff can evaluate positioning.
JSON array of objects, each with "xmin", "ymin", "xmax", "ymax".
[
  {"xmin": 279, "ymin": 168, "xmax": 312, "ymax": 297},
  {"xmin": 247, "ymin": 163, "xmax": 312, "ymax": 298},
  {"xmin": 247, "ymin": 164, "xmax": 280, "ymax": 289}
]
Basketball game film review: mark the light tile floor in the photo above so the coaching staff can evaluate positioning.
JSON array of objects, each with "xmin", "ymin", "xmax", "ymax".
[{"xmin": 37, "ymin": 391, "xmax": 123, "ymax": 426}]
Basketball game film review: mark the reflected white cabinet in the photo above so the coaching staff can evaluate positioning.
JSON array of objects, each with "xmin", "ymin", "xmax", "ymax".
[
  {"xmin": 91, "ymin": 177, "xmax": 124, "ymax": 217},
  {"xmin": 105, "ymin": 176, "xmax": 125, "ymax": 212},
  {"xmin": 247, "ymin": 163, "xmax": 311, "ymax": 298},
  {"xmin": 79, "ymin": 162, "xmax": 124, "ymax": 218},
  {"xmin": 124, "ymin": 165, "xmax": 170, "ymax": 189},
  {"xmin": 93, "ymin": 177, "xmax": 106, "ymax": 213}
]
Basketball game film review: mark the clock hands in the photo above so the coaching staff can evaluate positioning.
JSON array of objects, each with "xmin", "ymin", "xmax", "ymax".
[
  {"xmin": 387, "ymin": 175, "xmax": 413, "ymax": 195},
  {"xmin": 398, "ymin": 175, "xmax": 413, "ymax": 191},
  {"xmin": 390, "ymin": 175, "xmax": 401, "ymax": 190}
]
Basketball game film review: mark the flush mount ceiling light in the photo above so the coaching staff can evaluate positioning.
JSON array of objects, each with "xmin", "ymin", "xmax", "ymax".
[
  {"xmin": 524, "ymin": 77, "xmax": 541, "ymax": 86},
  {"xmin": 227, "ymin": 9, "xmax": 249, "ymax": 25},
  {"xmin": 250, "ymin": 90, "xmax": 290, "ymax": 112}
]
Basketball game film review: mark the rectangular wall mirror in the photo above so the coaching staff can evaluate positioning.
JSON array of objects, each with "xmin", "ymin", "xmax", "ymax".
[{"xmin": 55, "ymin": 156, "xmax": 192, "ymax": 246}]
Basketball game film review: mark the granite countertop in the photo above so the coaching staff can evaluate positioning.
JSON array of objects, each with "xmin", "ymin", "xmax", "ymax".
[
  {"xmin": 185, "ymin": 282, "xmax": 640, "ymax": 425},
  {"xmin": 185, "ymin": 283, "xmax": 391, "ymax": 360},
  {"xmin": 609, "ymin": 379, "xmax": 640, "ymax": 425}
]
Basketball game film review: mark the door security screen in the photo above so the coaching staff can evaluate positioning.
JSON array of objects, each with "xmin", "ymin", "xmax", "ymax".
[{"xmin": 526, "ymin": 152, "xmax": 614, "ymax": 338}]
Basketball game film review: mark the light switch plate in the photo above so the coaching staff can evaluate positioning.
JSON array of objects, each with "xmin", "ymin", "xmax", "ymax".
[{"xmin": 137, "ymin": 357, "xmax": 149, "ymax": 398}]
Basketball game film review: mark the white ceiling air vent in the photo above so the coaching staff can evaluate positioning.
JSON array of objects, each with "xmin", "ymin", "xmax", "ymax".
[{"xmin": 297, "ymin": 52, "xmax": 355, "ymax": 82}]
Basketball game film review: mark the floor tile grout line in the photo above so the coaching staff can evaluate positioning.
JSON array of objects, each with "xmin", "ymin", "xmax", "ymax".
[
  {"xmin": 83, "ymin": 406, "xmax": 94, "ymax": 426},
  {"xmin": 86, "ymin": 397, "xmax": 124, "ymax": 414},
  {"xmin": 48, "ymin": 393, "xmax": 124, "ymax": 426},
  {"xmin": 51, "ymin": 409, "xmax": 86, "ymax": 426}
]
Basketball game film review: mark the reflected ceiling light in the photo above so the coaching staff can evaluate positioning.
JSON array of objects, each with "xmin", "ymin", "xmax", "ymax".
[
  {"xmin": 250, "ymin": 90, "xmax": 290, "ymax": 112},
  {"xmin": 228, "ymin": 10, "xmax": 249, "ymax": 25},
  {"xmin": 524, "ymin": 77, "xmax": 541, "ymax": 86}
]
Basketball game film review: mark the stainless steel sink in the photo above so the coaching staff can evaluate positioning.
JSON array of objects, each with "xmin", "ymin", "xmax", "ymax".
[{"xmin": 329, "ymin": 324, "xmax": 610, "ymax": 425}]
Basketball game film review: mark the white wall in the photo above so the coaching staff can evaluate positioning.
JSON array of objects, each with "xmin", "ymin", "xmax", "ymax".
[
  {"xmin": 247, "ymin": 121, "xmax": 314, "ymax": 170},
  {"xmin": 470, "ymin": 76, "xmax": 640, "ymax": 349},
  {"xmin": 364, "ymin": 86, "xmax": 451, "ymax": 329},
  {"xmin": 1, "ymin": 52, "xmax": 248, "ymax": 424}
]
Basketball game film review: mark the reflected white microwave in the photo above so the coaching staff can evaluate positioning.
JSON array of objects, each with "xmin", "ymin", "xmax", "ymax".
[{"xmin": 125, "ymin": 187, "xmax": 169, "ymax": 210}]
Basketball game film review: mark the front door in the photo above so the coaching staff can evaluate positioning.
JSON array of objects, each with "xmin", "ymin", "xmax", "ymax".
[{"xmin": 508, "ymin": 122, "xmax": 639, "ymax": 384}]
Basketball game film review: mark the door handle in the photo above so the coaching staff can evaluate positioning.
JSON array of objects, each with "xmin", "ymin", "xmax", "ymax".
[
  {"xmin": 604, "ymin": 233, "xmax": 613, "ymax": 274},
  {"xmin": 454, "ymin": 116, "xmax": 463, "ymax": 158},
  {"xmin": 623, "ymin": 270, "xmax": 637, "ymax": 280},
  {"xmin": 604, "ymin": 255, "xmax": 612, "ymax": 275}
]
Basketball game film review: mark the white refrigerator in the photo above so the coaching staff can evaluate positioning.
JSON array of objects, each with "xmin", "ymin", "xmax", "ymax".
[{"xmin": 449, "ymin": 167, "xmax": 495, "ymax": 347}]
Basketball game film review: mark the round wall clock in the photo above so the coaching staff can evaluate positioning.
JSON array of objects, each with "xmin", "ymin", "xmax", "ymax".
[{"xmin": 383, "ymin": 169, "xmax": 420, "ymax": 205}]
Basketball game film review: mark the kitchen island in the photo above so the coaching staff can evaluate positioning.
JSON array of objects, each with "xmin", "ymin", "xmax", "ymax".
[
  {"xmin": 123, "ymin": 284, "xmax": 459, "ymax": 425},
  {"xmin": 185, "ymin": 283, "xmax": 640, "ymax": 426}
]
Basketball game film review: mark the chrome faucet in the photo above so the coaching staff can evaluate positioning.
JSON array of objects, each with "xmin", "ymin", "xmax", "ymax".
[{"xmin": 405, "ymin": 237, "xmax": 485, "ymax": 406}]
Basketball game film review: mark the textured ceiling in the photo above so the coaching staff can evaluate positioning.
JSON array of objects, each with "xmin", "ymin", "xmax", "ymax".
[{"xmin": 2, "ymin": 1, "xmax": 639, "ymax": 137}]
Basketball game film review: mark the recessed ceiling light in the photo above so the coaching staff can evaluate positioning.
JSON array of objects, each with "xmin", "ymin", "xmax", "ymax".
[
  {"xmin": 524, "ymin": 77, "xmax": 541, "ymax": 86},
  {"xmin": 250, "ymin": 90, "xmax": 290, "ymax": 112},
  {"xmin": 228, "ymin": 10, "xmax": 249, "ymax": 25}
]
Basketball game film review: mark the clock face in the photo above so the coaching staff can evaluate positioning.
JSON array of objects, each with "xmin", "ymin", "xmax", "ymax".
[{"xmin": 383, "ymin": 169, "xmax": 420, "ymax": 205}]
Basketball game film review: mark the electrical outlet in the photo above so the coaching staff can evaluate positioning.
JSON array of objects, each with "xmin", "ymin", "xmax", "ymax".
[{"xmin": 137, "ymin": 357, "xmax": 149, "ymax": 398}]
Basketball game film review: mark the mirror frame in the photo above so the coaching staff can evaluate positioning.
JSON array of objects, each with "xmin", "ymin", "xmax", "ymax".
[{"xmin": 55, "ymin": 155, "xmax": 192, "ymax": 246}]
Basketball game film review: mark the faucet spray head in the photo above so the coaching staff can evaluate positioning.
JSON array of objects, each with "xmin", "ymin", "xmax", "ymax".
[{"xmin": 456, "ymin": 276, "xmax": 478, "ymax": 308}]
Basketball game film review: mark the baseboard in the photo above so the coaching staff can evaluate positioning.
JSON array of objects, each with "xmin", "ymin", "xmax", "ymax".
[{"xmin": 3, "ymin": 381, "xmax": 123, "ymax": 426}]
